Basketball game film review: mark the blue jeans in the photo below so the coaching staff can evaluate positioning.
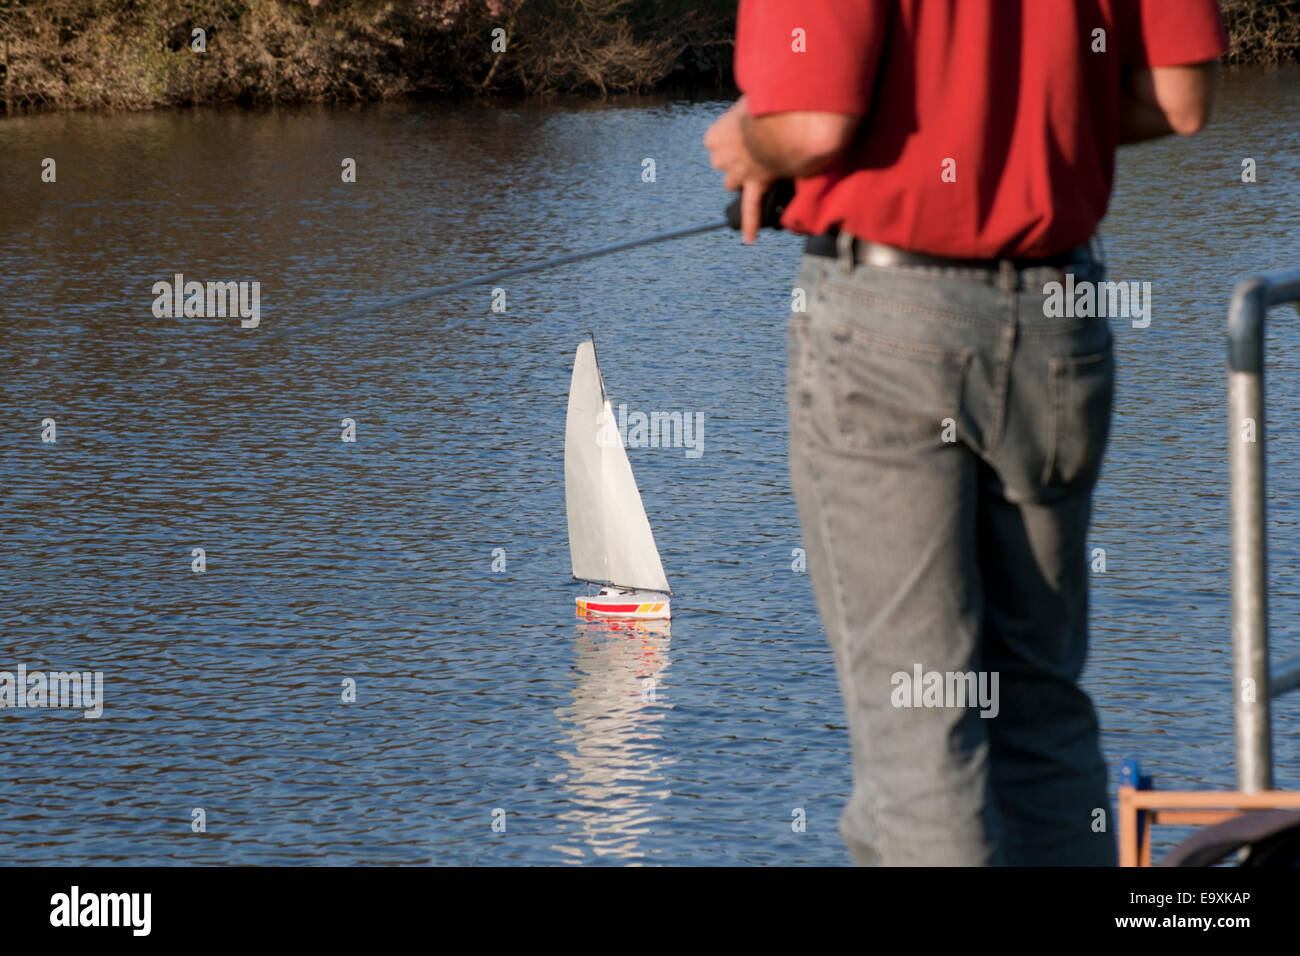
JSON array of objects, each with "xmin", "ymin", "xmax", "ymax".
[{"xmin": 787, "ymin": 243, "xmax": 1117, "ymax": 865}]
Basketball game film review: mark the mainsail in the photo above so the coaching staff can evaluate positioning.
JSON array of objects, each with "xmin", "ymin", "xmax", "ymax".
[{"xmin": 565, "ymin": 340, "xmax": 671, "ymax": 593}]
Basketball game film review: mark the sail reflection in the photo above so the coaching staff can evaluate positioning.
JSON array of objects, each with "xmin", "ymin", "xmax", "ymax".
[{"xmin": 551, "ymin": 618, "xmax": 673, "ymax": 864}]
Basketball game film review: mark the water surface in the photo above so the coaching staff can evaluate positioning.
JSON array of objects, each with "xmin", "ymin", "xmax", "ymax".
[{"xmin": 1, "ymin": 67, "xmax": 1298, "ymax": 864}]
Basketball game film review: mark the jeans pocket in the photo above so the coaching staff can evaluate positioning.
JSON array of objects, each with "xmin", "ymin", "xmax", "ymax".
[
  {"xmin": 788, "ymin": 256, "xmax": 825, "ymax": 430},
  {"xmin": 821, "ymin": 324, "xmax": 970, "ymax": 452},
  {"xmin": 1042, "ymin": 345, "xmax": 1115, "ymax": 487}
]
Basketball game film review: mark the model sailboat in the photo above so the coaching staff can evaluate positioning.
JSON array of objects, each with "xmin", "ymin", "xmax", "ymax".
[{"xmin": 565, "ymin": 339, "xmax": 671, "ymax": 620}]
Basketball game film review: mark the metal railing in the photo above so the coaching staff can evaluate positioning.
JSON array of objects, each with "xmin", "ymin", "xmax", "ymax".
[{"xmin": 1228, "ymin": 266, "xmax": 1300, "ymax": 792}]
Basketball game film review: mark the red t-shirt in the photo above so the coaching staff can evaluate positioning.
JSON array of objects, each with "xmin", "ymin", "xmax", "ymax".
[{"xmin": 735, "ymin": 0, "xmax": 1228, "ymax": 258}]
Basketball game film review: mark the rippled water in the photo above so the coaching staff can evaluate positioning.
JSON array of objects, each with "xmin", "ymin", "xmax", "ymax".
[{"xmin": 1, "ymin": 67, "xmax": 1298, "ymax": 865}]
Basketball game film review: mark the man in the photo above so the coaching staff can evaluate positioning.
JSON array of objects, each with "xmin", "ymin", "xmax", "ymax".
[{"xmin": 705, "ymin": 1, "xmax": 1226, "ymax": 865}]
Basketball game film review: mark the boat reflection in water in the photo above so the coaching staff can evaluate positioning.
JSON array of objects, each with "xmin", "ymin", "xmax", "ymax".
[{"xmin": 551, "ymin": 617, "xmax": 673, "ymax": 864}]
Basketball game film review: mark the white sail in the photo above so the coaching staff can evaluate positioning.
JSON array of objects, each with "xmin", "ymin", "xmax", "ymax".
[{"xmin": 565, "ymin": 341, "xmax": 670, "ymax": 593}]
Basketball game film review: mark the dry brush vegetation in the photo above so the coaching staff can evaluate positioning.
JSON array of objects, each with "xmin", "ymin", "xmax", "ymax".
[
  {"xmin": 1221, "ymin": 0, "xmax": 1300, "ymax": 65},
  {"xmin": 0, "ymin": 0, "xmax": 1294, "ymax": 116}
]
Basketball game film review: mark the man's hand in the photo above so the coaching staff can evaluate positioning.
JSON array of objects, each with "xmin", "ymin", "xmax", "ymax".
[
  {"xmin": 704, "ymin": 96, "xmax": 780, "ymax": 243},
  {"xmin": 706, "ymin": 97, "xmax": 861, "ymax": 241}
]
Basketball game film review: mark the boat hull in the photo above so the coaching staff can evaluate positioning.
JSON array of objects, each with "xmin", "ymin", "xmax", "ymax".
[{"xmin": 576, "ymin": 587, "xmax": 670, "ymax": 621}]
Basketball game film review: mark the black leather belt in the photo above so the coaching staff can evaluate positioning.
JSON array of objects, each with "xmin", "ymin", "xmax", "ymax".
[{"xmin": 805, "ymin": 229, "xmax": 1092, "ymax": 272}]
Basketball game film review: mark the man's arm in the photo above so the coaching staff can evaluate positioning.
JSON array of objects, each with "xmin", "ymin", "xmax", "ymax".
[
  {"xmin": 1118, "ymin": 60, "xmax": 1220, "ymax": 144},
  {"xmin": 741, "ymin": 110, "xmax": 861, "ymax": 178},
  {"xmin": 703, "ymin": 96, "xmax": 860, "ymax": 242}
]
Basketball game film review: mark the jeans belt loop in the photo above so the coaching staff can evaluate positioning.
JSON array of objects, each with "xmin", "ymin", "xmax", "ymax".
[
  {"xmin": 836, "ymin": 229, "xmax": 856, "ymax": 275},
  {"xmin": 998, "ymin": 259, "xmax": 1017, "ymax": 292}
]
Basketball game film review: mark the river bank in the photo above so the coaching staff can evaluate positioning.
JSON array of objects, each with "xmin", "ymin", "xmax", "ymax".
[{"xmin": 0, "ymin": 0, "xmax": 1296, "ymax": 116}]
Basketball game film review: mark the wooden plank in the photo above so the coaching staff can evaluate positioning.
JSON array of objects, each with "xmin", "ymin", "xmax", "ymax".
[
  {"xmin": 1125, "ymin": 790, "xmax": 1300, "ymax": 810},
  {"xmin": 1119, "ymin": 786, "xmax": 1140, "ymax": 867},
  {"xmin": 1149, "ymin": 810, "xmax": 1242, "ymax": 826},
  {"xmin": 1118, "ymin": 788, "xmax": 1300, "ymax": 866}
]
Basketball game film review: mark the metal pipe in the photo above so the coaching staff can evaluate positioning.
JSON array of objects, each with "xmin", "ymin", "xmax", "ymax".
[
  {"xmin": 1261, "ymin": 268, "xmax": 1300, "ymax": 309},
  {"xmin": 1269, "ymin": 655, "xmax": 1300, "ymax": 699},
  {"xmin": 1226, "ymin": 268, "xmax": 1300, "ymax": 793},
  {"xmin": 1229, "ymin": 277, "xmax": 1272, "ymax": 793}
]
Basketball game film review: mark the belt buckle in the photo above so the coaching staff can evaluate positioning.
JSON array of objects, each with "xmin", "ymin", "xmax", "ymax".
[{"xmin": 861, "ymin": 243, "xmax": 897, "ymax": 269}]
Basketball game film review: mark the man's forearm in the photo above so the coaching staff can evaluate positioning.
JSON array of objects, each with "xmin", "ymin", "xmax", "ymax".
[
  {"xmin": 1117, "ymin": 93, "xmax": 1180, "ymax": 144},
  {"xmin": 741, "ymin": 110, "xmax": 861, "ymax": 179},
  {"xmin": 1117, "ymin": 61, "xmax": 1219, "ymax": 145}
]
